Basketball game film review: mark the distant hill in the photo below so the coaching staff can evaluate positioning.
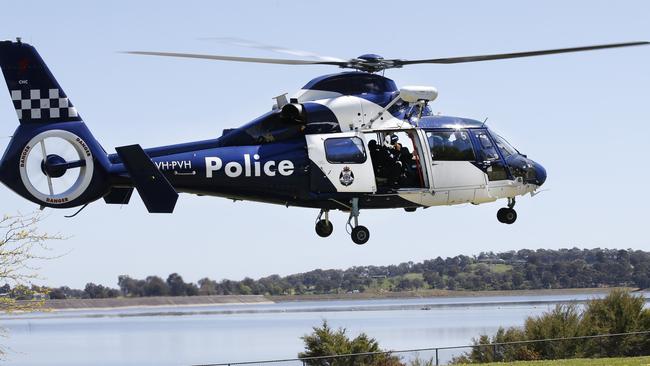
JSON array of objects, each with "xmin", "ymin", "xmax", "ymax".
[{"xmin": 9, "ymin": 248, "xmax": 650, "ymax": 300}]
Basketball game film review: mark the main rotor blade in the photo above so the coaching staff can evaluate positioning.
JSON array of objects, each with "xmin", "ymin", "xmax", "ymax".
[
  {"xmin": 125, "ymin": 51, "xmax": 346, "ymax": 66},
  {"xmin": 397, "ymin": 41, "xmax": 649, "ymax": 66},
  {"xmin": 198, "ymin": 37, "xmax": 347, "ymax": 62}
]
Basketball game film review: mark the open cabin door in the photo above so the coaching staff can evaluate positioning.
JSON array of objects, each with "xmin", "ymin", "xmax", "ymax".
[
  {"xmin": 306, "ymin": 132, "xmax": 376, "ymax": 193},
  {"xmin": 426, "ymin": 129, "xmax": 489, "ymax": 204}
]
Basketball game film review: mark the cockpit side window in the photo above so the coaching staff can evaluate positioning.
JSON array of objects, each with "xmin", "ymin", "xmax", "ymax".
[
  {"xmin": 471, "ymin": 130, "xmax": 510, "ymax": 181},
  {"xmin": 427, "ymin": 130, "xmax": 475, "ymax": 161},
  {"xmin": 472, "ymin": 130, "xmax": 501, "ymax": 161}
]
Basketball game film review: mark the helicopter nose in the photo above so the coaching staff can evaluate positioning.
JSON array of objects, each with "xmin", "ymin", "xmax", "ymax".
[{"xmin": 533, "ymin": 161, "xmax": 547, "ymax": 186}]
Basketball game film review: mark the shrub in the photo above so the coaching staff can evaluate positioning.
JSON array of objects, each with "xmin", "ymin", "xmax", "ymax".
[
  {"xmin": 299, "ymin": 320, "xmax": 402, "ymax": 366},
  {"xmin": 453, "ymin": 290, "xmax": 650, "ymax": 363}
]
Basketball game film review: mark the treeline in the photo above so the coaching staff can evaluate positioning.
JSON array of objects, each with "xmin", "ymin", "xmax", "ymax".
[
  {"xmin": 46, "ymin": 273, "xmax": 199, "ymax": 299},
  {"xmin": 453, "ymin": 290, "xmax": 650, "ymax": 363},
  {"xmin": 2, "ymin": 248, "xmax": 649, "ymax": 300}
]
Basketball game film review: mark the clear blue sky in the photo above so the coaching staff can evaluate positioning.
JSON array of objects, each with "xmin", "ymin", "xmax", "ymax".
[{"xmin": 1, "ymin": 1, "xmax": 648, "ymax": 289}]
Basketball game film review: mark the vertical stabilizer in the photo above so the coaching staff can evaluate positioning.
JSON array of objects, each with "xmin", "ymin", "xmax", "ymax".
[{"xmin": 0, "ymin": 38, "xmax": 81, "ymax": 124}]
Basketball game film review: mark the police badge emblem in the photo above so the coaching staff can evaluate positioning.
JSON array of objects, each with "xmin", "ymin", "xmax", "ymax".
[{"xmin": 339, "ymin": 166, "xmax": 354, "ymax": 186}]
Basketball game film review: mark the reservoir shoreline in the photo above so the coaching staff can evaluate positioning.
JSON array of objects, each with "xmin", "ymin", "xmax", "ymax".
[{"xmin": 11, "ymin": 287, "xmax": 636, "ymax": 312}]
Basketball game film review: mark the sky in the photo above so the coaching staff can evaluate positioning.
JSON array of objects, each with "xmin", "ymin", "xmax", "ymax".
[{"xmin": 0, "ymin": 1, "xmax": 648, "ymax": 289}]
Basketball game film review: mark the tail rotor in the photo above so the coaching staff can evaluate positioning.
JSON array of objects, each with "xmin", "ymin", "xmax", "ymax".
[
  {"xmin": 19, "ymin": 130, "xmax": 95, "ymax": 205},
  {"xmin": 0, "ymin": 39, "xmax": 109, "ymax": 209}
]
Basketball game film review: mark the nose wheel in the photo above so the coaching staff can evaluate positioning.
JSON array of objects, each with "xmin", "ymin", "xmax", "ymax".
[
  {"xmin": 350, "ymin": 226, "xmax": 370, "ymax": 245},
  {"xmin": 497, "ymin": 198, "xmax": 517, "ymax": 224},
  {"xmin": 346, "ymin": 198, "xmax": 369, "ymax": 245}
]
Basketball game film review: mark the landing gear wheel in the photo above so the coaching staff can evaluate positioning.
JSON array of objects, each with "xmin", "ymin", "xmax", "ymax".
[
  {"xmin": 497, "ymin": 208, "xmax": 517, "ymax": 224},
  {"xmin": 351, "ymin": 226, "xmax": 370, "ymax": 245},
  {"xmin": 315, "ymin": 220, "xmax": 333, "ymax": 237}
]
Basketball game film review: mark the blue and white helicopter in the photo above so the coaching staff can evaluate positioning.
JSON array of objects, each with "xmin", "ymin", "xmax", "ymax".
[{"xmin": 0, "ymin": 39, "xmax": 647, "ymax": 244}]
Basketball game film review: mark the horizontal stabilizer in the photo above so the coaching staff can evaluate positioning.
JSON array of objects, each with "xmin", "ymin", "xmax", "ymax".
[
  {"xmin": 103, "ymin": 187, "xmax": 134, "ymax": 205},
  {"xmin": 115, "ymin": 145, "xmax": 178, "ymax": 213}
]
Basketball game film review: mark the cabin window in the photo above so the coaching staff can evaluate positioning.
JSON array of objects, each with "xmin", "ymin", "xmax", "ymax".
[
  {"xmin": 325, "ymin": 137, "xmax": 367, "ymax": 164},
  {"xmin": 427, "ymin": 130, "xmax": 475, "ymax": 161}
]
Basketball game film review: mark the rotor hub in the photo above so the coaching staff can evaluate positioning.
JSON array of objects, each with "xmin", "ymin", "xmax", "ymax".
[
  {"xmin": 357, "ymin": 54, "xmax": 384, "ymax": 62},
  {"xmin": 347, "ymin": 54, "xmax": 400, "ymax": 73},
  {"xmin": 40, "ymin": 154, "xmax": 67, "ymax": 178}
]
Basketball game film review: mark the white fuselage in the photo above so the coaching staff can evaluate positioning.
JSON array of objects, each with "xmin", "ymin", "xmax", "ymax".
[{"xmin": 299, "ymin": 91, "xmax": 542, "ymax": 207}]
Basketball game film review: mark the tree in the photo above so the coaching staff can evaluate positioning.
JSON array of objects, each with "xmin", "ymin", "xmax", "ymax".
[
  {"xmin": 83, "ymin": 283, "xmax": 98, "ymax": 298},
  {"xmin": 143, "ymin": 276, "xmax": 169, "ymax": 297},
  {"xmin": 118, "ymin": 275, "xmax": 145, "ymax": 297},
  {"xmin": 1, "ymin": 213, "xmax": 61, "ymax": 313},
  {"xmin": 198, "ymin": 277, "xmax": 218, "ymax": 295},
  {"xmin": 84, "ymin": 282, "xmax": 119, "ymax": 299},
  {"xmin": 580, "ymin": 290, "xmax": 650, "ymax": 357},
  {"xmin": 423, "ymin": 271, "xmax": 443, "ymax": 289},
  {"xmin": 167, "ymin": 273, "xmax": 192, "ymax": 296},
  {"xmin": 455, "ymin": 290, "xmax": 650, "ymax": 363},
  {"xmin": 523, "ymin": 304, "xmax": 582, "ymax": 359},
  {"xmin": 298, "ymin": 321, "xmax": 401, "ymax": 366},
  {"xmin": 1, "ymin": 213, "xmax": 62, "ymax": 357},
  {"xmin": 48, "ymin": 286, "xmax": 67, "ymax": 299}
]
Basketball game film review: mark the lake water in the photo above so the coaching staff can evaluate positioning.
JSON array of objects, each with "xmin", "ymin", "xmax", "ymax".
[{"xmin": 1, "ymin": 292, "xmax": 648, "ymax": 365}]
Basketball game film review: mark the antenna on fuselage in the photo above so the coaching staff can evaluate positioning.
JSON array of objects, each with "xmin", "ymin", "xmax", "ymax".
[{"xmin": 481, "ymin": 117, "xmax": 488, "ymax": 127}]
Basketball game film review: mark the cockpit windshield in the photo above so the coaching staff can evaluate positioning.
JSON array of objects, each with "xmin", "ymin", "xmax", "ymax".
[{"xmin": 490, "ymin": 132, "xmax": 519, "ymax": 158}]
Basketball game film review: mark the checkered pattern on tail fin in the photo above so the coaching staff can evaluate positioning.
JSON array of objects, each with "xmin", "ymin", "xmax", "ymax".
[{"xmin": 0, "ymin": 39, "xmax": 82, "ymax": 124}]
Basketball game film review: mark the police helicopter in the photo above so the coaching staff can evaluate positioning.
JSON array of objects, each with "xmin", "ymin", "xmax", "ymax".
[{"xmin": 0, "ymin": 39, "xmax": 647, "ymax": 244}]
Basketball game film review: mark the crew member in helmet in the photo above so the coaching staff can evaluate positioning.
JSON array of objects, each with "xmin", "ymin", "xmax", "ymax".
[
  {"xmin": 368, "ymin": 139, "xmax": 384, "ymax": 179},
  {"xmin": 384, "ymin": 134, "xmax": 405, "ymax": 187}
]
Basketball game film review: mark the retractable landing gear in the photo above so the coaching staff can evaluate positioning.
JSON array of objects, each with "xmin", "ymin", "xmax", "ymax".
[
  {"xmin": 497, "ymin": 197, "xmax": 517, "ymax": 225},
  {"xmin": 347, "ymin": 198, "xmax": 369, "ymax": 245},
  {"xmin": 315, "ymin": 209, "xmax": 334, "ymax": 237}
]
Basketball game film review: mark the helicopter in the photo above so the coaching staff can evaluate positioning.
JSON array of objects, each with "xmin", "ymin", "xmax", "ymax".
[{"xmin": 0, "ymin": 39, "xmax": 647, "ymax": 244}]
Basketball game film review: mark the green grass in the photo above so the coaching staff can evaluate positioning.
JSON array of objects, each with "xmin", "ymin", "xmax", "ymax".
[
  {"xmin": 489, "ymin": 264, "xmax": 513, "ymax": 274},
  {"xmin": 468, "ymin": 263, "xmax": 513, "ymax": 274},
  {"xmin": 458, "ymin": 356, "xmax": 650, "ymax": 365},
  {"xmin": 404, "ymin": 273, "xmax": 425, "ymax": 280}
]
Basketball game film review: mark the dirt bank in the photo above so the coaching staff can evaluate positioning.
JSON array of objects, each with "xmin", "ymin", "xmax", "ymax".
[
  {"xmin": 269, "ymin": 287, "xmax": 638, "ymax": 302},
  {"xmin": 38, "ymin": 294, "xmax": 272, "ymax": 310},
  {"xmin": 14, "ymin": 287, "xmax": 639, "ymax": 311}
]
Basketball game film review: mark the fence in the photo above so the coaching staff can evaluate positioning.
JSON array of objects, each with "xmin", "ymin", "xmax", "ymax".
[{"xmin": 194, "ymin": 330, "xmax": 650, "ymax": 366}]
